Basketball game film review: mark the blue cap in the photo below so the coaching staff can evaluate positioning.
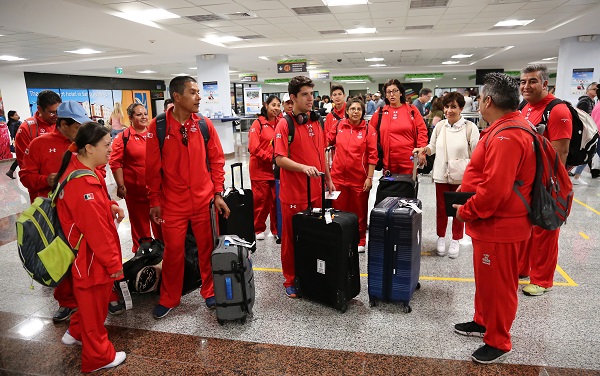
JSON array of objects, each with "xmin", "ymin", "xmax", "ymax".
[{"xmin": 57, "ymin": 101, "xmax": 92, "ymax": 124}]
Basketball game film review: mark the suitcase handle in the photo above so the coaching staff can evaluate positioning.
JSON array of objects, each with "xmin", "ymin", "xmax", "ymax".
[
  {"xmin": 306, "ymin": 172, "xmax": 326, "ymax": 215},
  {"xmin": 230, "ymin": 162, "xmax": 245, "ymax": 190}
]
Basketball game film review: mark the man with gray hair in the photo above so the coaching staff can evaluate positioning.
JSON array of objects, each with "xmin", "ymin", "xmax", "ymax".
[
  {"xmin": 517, "ymin": 64, "xmax": 572, "ymax": 297},
  {"xmin": 453, "ymin": 73, "xmax": 536, "ymax": 363}
]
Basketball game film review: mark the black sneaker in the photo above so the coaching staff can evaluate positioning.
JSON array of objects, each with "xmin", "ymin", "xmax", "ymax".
[
  {"xmin": 471, "ymin": 344, "xmax": 511, "ymax": 364},
  {"xmin": 5, "ymin": 170, "xmax": 15, "ymax": 179},
  {"xmin": 53, "ymin": 306, "xmax": 77, "ymax": 323},
  {"xmin": 153, "ymin": 304, "xmax": 173, "ymax": 319},
  {"xmin": 454, "ymin": 321, "xmax": 486, "ymax": 337},
  {"xmin": 108, "ymin": 300, "xmax": 126, "ymax": 316}
]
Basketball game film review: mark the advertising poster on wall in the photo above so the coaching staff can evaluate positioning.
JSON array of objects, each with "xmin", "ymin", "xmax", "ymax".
[
  {"xmin": 26, "ymin": 88, "xmax": 60, "ymax": 116},
  {"xmin": 202, "ymin": 81, "xmax": 219, "ymax": 104},
  {"xmin": 133, "ymin": 90, "xmax": 152, "ymax": 117},
  {"xmin": 244, "ymin": 87, "xmax": 262, "ymax": 115},
  {"xmin": 113, "ymin": 90, "xmax": 134, "ymax": 127},
  {"xmin": 60, "ymin": 89, "xmax": 91, "ymax": 116},
  {"xmin": 571, "ymin": 68, "xmax": 594, "ymax": 96},
  {"xmin": 88, "ymin": 90, "xmax": 114, "ymax": 125}
]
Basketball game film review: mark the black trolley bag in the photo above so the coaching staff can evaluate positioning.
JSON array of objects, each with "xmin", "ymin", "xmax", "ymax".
[
  {"xmin": 374, "ymin": 153, "xmax": 419, "ymax": 206},
  {"xmin": 210, "ymin": 201, "xmax": 255, "ymax": 325},
  {"xmin": 219, "ymin": 162, "xmax": 256, "ymax": 252},
  {"xmin": 293, "ymin": 173, "xmax": 360, "ymax": 313},
  {"xmin": 368, "ymin": 195, "xmax": 423, "ymax": 313}
]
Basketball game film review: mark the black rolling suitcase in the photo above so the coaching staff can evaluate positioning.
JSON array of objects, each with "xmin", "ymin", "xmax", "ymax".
[
  {"xmin": 219, "ymin": 163, "xmax": 256, "ymax": 252},
  {"xmin": 368, "ymin": 197, "xmax": 422, "ymax": 312},
  {"xmin": 293, "ymin": 174, "xmax": 360, "ymax": 313},
  {"xmin": 375, "ymin": 153, "xmax": 419, "ymax": 206}
]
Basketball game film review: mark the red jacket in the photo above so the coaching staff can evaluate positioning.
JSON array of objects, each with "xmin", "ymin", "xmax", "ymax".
[
  {"xmin": 109, "ymin": 127, "xmax": 150, "ymax": 196},
  {"xmin": 459, "ymin": 112, "xmax": 536, "ymax": 243},
  {"xmin": 146, "ymin": 108, "xmax": 225, "ymax": 215},
  {"xmin": 274, "ymin": 115, "xmax": 327, "ymax": 204},
  {"xmin": 248, "ymin": 116, "xmax": 276, "ymax": 181},
  {"xmin": 325, "ymin": 102, "xmax": 346, "ymax": 140},
  {"xmin": 329, "ymin": 119, "xmax": 378, "ymax": 188},
  {"xmin": 371, "ymin": 104, "xmax": 428, "ymax": 174},
  {"xmin": 520, "ymin": 93, "xmax": 572, "ymax": 142},
  {"xmin": 15, "ymin": 113, "xmax": 55, "ymax": 166},
  {"xmin": 19, "ymin": 127, "xmax": 70, "ymax": 202},
  {"xmin": 56, "ymin": 156, "xmax": 122, "ymax": 288}
]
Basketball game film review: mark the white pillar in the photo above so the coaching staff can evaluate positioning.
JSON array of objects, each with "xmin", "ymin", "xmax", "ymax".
[{"xmin": 0, "ymin": 71, "xmax": 30, "ymax": 120}]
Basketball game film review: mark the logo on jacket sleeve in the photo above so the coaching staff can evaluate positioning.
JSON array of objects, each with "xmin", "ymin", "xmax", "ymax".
[
  {"xmin": 482, "ymin": 254, "xmax": 491, "ymax": 265},
  {"xmin": 25, "ymin": 148, "xmax": 29, "ymax": 155},
  {"xmin": 147, "ymin": 132, "xmax": 154, "ymax": 138},
  {"xmin": 276, "ymin": 133, "xmax": 282, "ymax": 139},
  {"xmin": 49, "ymin": 148, "xmax": 56, "ymax": 153},
  {"xmin": 83, "ymin": 193, "xmax": 94, "ymax": 200}
]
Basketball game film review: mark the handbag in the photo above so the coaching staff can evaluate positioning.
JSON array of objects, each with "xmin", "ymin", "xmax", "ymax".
[{"xmin": 443, "ymin": 124, "xmax": 471, "ymax": 184}]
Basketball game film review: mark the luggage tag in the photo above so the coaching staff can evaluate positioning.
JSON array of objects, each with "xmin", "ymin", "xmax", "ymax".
[
  {"xmin": 237, "ymin": 187, "xmax": 245, "ymax": 195},
  {"xmin": 399, "ymin": 199, "xmax": 422, "ymax": 214},
  {"xmin": 117, "ymin": 280, "xmax": 133, "ymax": 310},
  {"xmin": 324, "ymin": 210, "xmax": 333, "ymax": 224},
  {"xmin": 224, "ymin": 187, "xmax": 232, "ymax": 196}
]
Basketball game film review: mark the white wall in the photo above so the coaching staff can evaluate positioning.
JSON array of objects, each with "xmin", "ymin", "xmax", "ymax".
[
  {"xmin": 555, "ymin": 36, "xmax": 600, "ymax": 104},
  {"xmin": 0, "ymin": 71, "xmax": 30, "ymax": 119}
]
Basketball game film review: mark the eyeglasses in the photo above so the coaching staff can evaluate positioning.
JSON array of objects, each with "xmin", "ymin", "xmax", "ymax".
[
  {"xmin": 180, "ymin": 125, "xmax": 188, "ymax": 146},
  {"xmin": 386, "ymin": 89, "xmax": 400, "ymax": 95},
  {"xmin": 348, "ymin": 107, "xmax": 362, "ymax": 112}
]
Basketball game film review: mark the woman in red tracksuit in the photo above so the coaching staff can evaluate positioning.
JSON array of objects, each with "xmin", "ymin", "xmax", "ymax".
[
  {"xmin": 328, "ymin": 97, "xmax": 378, "ymax": 253},
  {"xmin": 109, "ymin": 103, "xmax": 162, "ymax": 252},
  {"xmin": 54, "ymin": 122, "xmax": 126, "ymax": 373},
  {"xmin": 248, "ymin": 95, "xmax": 281, "ymax": 240}
]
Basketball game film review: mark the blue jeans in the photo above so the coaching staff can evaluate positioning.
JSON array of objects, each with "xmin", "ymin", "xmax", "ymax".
[{"xmin": 574, "ymin": 163, "xmax": 586, "ymax": 175}]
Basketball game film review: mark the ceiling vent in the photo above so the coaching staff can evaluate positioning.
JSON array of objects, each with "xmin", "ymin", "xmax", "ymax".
[
  {"xmin": 405, "ymin": 25, "xmax": 434, "ymax": 30},
  {"xmin": 185, "ymin": 14, "xmax": 225, "ymax": 22},
  {"xmin": 292, "ymin": 6, "xmax": 332, "ymax": 15},
  {"xmin": 224, "ymin": 12, "xmax": 258, "ymax": 19},
  {"xmin": 239, "ymin": 34, "xmax": 265, "ymax": 40},
  {"xmin": 409, "ymin": 0, "xmax": 449, "ymax": 8},
  {"xmin": 319, "ymin": 30, "xmax": 347, "ymax": 35}
]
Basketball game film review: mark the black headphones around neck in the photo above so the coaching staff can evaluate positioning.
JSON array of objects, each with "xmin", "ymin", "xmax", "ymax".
[{"xmin": 293, "ymin": 110, "xmax": 320, "ymax": 125}]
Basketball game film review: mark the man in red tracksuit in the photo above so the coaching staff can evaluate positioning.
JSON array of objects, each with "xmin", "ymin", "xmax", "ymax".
[
  {"xmin": 324, "ymin": 84, "xmax": 346, "ymax": 140},
  {"xmin": 274, "ymin": 75, "xmax": 334, "ymax": 298},
  {"xmin": 15, "ymin": 90, "xmax": 62, "ymax": 178},
  {"xmin": 454, "ymin": 73, "xmax": 536, "ymax": 364},
  {"xmin": 518, "ymin": 64, "xmax": 572, "ymax": 296},
  {"xmin": 147, "ymin": 76, "xmax": 230, "ymax": 319}
]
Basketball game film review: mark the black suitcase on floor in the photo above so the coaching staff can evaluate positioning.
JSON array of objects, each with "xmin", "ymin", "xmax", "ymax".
[
  {"xmin": 219, "ymin": 163, "xmax": 256, "ymax": 252},
  {"xmin": 368, "ymin": 197, "xmax": 422, "ymax": 312},
  {"xmin": 375, "ymin": 154, "xmax": 419, "ymax": 206},
  {"xmin": 293, "ymin": 174, "xmax": 360, "ymax": 313}
]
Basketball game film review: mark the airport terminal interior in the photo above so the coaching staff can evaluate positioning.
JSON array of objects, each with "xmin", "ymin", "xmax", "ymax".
[{"xmin": 1, "ymin": 0, "xmax": 600, "ymax": 375}]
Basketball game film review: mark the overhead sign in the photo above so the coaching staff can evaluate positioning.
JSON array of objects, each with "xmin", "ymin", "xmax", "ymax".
[
  {"xmin": 404, "ymin": 73, "xmax": 443, "ymax": 79},
  {"xmin": 332, "ymin": 75, "xmax": 372, "ymax": 82},
  {"xmin": 115, "ymin": 67, "xmax": 123, "ymax": 75},
  {"xmin": 309, "ymin": 70, "xmax": 330, "ymax": 80},
  {"xmin": 239, "ymin": 73, "xmax": 258, "ymax": 82},
  {"xmin": 277, "ymin": 59, "xmax": 307, "ymax": 74},
  {"xmin": 264, "ymin": 78, "xmax": 291, "ymax": 84}
]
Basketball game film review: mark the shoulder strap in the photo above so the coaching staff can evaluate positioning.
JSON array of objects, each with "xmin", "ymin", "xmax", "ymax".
[
  {"xmin": 518, "ymin": 99, "xmax": 528, "ymax": 111},
  {"xmin": 541, "ymin": 98, "xmax": 564, "ymax": 127},
  {"xmin": 156, "ymin": 112, "xmax": 167, "ymax": 153},
  {"xmin": 332, "ymin": 111, "xmax": 341, "ymax": 121},
  {"xmin": 197, "ymin": 114, "xmax": 211, "ymax": 172},
  {"xmin": 283, "ymin": 113, "xmax": 295, "ymax": 158},
  {"xmin": 122, "ymin": 127, "xmax": 131, "ymax": 152},
  {"xmin": 51, "ymin": 169, "xmax": 99, "ymax": 205}
]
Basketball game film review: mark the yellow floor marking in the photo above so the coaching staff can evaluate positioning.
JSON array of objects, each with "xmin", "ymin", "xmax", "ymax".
[
  {"xmin": 573, "ymin": 198, "xmax": 600, "ymax": 216},
  {"xmin": 255, "ymin": 264, "xmax": 578, "ymax": 286},
  {"xmin": 579, "ymin": 232, "xmax": 590, "ymax": 240}
]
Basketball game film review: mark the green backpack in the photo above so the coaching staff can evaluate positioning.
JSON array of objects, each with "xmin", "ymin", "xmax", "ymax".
[{"xmin": 16, "ymin": 169, "xmax": 98, "ymax": 287}]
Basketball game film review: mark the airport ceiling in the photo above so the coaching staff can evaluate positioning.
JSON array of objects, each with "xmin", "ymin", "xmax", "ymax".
[{"xmin": 0, "ymin": 0, "xmax": 599, "ymax": 85}]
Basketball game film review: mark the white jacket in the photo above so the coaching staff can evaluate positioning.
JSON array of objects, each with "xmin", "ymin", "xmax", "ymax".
[{"xmin": 427, "ymin": 117, "xmax": 480, "ymax": 184}]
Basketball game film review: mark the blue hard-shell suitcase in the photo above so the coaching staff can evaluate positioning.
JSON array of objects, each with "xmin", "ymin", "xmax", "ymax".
[{"xmin": 368, "ymin": 196, "xmax": 422, "ymax": 312}]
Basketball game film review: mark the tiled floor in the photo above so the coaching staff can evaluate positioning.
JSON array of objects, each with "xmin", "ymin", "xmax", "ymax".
[{"xmin": 1, "ymin": 132, "xmax": 599, "ymax": 375}]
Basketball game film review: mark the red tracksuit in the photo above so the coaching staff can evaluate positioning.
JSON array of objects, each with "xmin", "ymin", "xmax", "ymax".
[
  {"xmin": 370, "ymin": 104, "xmax": 428, "ymax": 174},
  {"xmin": 325, "ymin": 102, "xmax": 346, "ymax": 142},
  {"xmin": 15, "ymin": 114, "xmax": 54, "ymax": 167},
  {"xmin": 328, "ymin": 119, "xmax": 378, "ymax": 246},
  {"xmin": 56, "ymin": 157, "xmax": 123, "ymax": 373},
  {"xmin": 459, "ymin": 111, "xmax": 536, "ymax": 352},
  {"xmin": 146, "ymin": 108, "xmax": 225, "ymax": 306},
  {"xmin": 248, "ymin": 116, "xmax": 277, "ymax": 236},
  {"xmin": 519, "ymin": 94, "xmax": 572, "ymax": 287},
  {"xmin": 109, "ymin": 127, "xmax": 162, "ymax": 252},
  {"xmin": 274, "ymin": 115, "xmax": 327, "ymax": 287}
]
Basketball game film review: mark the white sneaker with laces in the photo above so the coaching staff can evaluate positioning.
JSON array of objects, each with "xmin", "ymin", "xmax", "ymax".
[
  {"xmin": 93, "ymin": 351, "xmax": 126, "ymax": 372},
  {"xmin": 448, "ymin": 240, "xmax": 460, "ymax": 259},
  {"xmin": 61, "ymin": 330, "xmax": 81, "ymax": 346},
  {"xmin": 572, "ymin": 177, "xmax": 588, "ymax": 185},
  {"xmin": 436, "ymin": 237, "xmax": 446, "ymax": 256},
  {"xmin": 255, "ymin": 232, "xmax": 266, "ymax": 240}
]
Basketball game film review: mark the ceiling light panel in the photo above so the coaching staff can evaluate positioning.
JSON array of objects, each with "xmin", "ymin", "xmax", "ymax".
[
  {"xmin": 346, "ymin": 27, "xmax": 376, "ymax": 34},
  {"xmin": 494, "ymin": 19, "xmax": 534, "ymax": 27},
  {"xmin": 65, "ymin": 48, "xmax": 103, "ymax": 55},
  {"xmin": 292, "ymin": 6, "xmax": 332, "ymax": 15}
]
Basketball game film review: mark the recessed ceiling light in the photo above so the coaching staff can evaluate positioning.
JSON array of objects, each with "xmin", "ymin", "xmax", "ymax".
[
  {"xmin": 117, "ymin": 9, "xmax": 179, "ymax": 21},
  {"xmin": 0, "ymin": 55, "xmax": 27, "ymax": 61},
  {"xmin": 494, "ymin": 19, "xmax": 534, "ymax": 27},
  {"xmin": 137, "ymin": 70, "xmax": 157, "ymax": 74},
  {"xmin": 442, "ymin": 60, "xmax": 460, "ymax": 65},
  {"xmin": 453, "ymin": 77, "xmax": 456, "ymax": 80},
  {"xmin": 171, "ymin": 73, "xmax": 188, "ymax": 76},
  {"xmin": 258, "ymin": 56, "xmax": 270, "ymax": 60},
  {"xmin": 365, "ymin": 57, "xmax": 384, "ymax": 62},
  {"xmin": 201, "ymin": 35, "xmax": 242, "ymax": 47},
  {"xmin": 189, "ymin": 67, "xmax": 197, "ymax": 70},
  {"xmin": 323, "ymin": 0, "xmax": 368, "ymax": 6},
  {"xmin": 346, "ymin": 27, "xmax": 376, "ymax": 34},
  {"xmin": 451, "ymin": 54, "xmax": 472, "ymax": 59},
  {"xmin": 229, "ymin": 70, "xmax": 239, "ymax": 73},
  {"xmin": 65, "ymin": 48, "xmax": 103, "ymax": 55},
  {"xmin": 542, "ymin": 57, "xmax": 557, "ymax": 61},
  {"xmin": 369, "ymin": 64, "xmax": 387, "ymax": 67}
]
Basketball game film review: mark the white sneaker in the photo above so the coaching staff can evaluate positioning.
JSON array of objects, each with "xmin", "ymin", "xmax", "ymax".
[
  {"xmin": 572, "ymin": 177, "xmax": 588, "ymax": 185},
  {"xmin": 358, "ymin": 246, "xmax": 366, "ymax": 253},
  {"xmin": 61, "ymin": 330, "xmax": 81, "ymax": 346},
  {"xmin": 436, "ymin": 237, "xmax": 446, "ymax": 256},
  {"xmin": 93, "ymin": 351, "xmax": 126, "ymax": 372},
  {"xmin": 255, "ymin": 232, "xmax": 265, "ymax": 240},
  {"xmin": 448, "ymin": 240, "xmax": 460, "ymax": 259}
]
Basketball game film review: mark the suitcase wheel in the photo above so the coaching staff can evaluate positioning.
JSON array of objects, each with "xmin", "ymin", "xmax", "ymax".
[
  {"xmin": 239, "ymin": 316, "xmax": 247, "ymax": 324},
  {"xmin": 416, "ymin": 282, "xmax": 421, "ymax": 290},
  {"xmin": 217, "ymin": 319, "xmax": 225, "ymax": 326},
  {"xmin": 336, "ymin": 290, "xmax": 348, "ymax": 313},
  {"xmin": 294, "ymin": 278, "xmax": 302, "ymax": 298},
  {"xmin": 402, "ymin": 302, "xmax": 412, "ymax": 314},
  {"xmin": 368, "ymin": 297, "xmax": 377, "ymax": 308}
]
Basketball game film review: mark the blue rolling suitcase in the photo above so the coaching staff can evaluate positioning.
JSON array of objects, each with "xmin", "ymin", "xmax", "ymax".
[{"xmin": 368, "ymin": 197, "xmax": 422, "ymax": 312}]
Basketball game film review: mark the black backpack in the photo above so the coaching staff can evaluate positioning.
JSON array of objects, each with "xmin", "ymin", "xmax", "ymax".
[{"xmin": 122, "ymin": 238, "xmax": 164, "ymax": 293}]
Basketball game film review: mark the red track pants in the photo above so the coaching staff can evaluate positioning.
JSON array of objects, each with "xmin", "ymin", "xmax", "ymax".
[
  {"xmin": 125, "ymin": 194, "xmax": 162, "ymax": 253},
  {"xmin": 252, "ymin": 179, "xmax": 278, "ymax": 236},
  {"xmin": 472, "ymin": 238, "xmax": 523, "ymax": 352},
  {"xmin": 55, "ymin": 273, "xmax": 118, "ymax": 309},
  {"xmin": 518, "ymin": 226, "xmax": 559, "ymax": 288},
  {"xmin": 332, "ymin": 185, "xmax": 369, "ymax": 246}
]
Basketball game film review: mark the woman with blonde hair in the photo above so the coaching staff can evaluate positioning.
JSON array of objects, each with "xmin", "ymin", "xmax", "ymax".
[{"xmin": 108, "ymin": 102, "xmax": 125, "ymax": 139}]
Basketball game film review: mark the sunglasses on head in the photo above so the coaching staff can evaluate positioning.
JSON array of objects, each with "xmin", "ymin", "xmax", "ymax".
[{"xmin": 180, "ymin": 125, "xmax": 188, "ymax": 146}]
